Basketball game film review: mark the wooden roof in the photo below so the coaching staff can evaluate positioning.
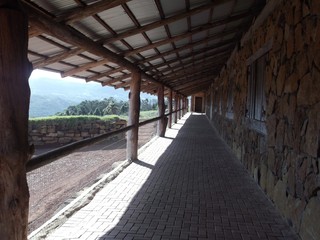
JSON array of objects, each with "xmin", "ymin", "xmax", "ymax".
[{"xmin": 24, "ymin": 0, "xmax": 265, "ymax": 96}]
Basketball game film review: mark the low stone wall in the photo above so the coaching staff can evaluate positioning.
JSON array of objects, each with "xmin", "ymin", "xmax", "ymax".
[{"xmin": 28, "ymin": 118, "xmax": 127, "ymax": 146}]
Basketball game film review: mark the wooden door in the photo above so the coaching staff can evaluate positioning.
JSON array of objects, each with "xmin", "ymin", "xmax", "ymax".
[{"xmin": 195, "ymin": 97, "xmax": 202, "ymax": 113}]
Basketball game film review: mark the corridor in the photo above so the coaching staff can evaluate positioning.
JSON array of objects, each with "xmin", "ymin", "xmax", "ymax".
[{"xmin": 39, "ymin": 114, "xmax": 299, "ymax": 240}]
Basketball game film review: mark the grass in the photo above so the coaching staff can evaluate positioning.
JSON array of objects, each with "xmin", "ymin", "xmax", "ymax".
[
  {"xmin": 29, "ymin": 115, "xmax": 122, "ymax": 128},
  {"xmin": 28, "ymin": 111, "xmax": 158, "ymax": 127},
  {"xmin": 140, "ymin": 110, "xmax": 158, "ymax": 120}
]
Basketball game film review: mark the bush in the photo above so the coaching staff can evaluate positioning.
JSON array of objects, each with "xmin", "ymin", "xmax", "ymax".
[{"xmin": 29, "ymin": 115, "xmax": 122, "ymax": 128}]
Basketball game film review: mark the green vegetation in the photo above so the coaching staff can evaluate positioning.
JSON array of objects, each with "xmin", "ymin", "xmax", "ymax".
[
  {"xmin": 29, "ymin": 115, "xmax": 121, "ymax": 128},
  {"xmin": 56, "ymin": 97, "xmax": 157, "ymax": 116},
  {"xmin": 139, "ymin": 110, "xmax": 158, "ymax": 120}
]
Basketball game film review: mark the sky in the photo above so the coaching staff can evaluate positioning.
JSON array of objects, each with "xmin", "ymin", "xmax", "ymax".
[{"xmin": 30, "ymin": 69, "xmax": 97, "ymax": 85}]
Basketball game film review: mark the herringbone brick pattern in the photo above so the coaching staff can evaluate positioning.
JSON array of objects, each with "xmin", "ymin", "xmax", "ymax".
[{"xmin": 46, "ymin": 113, "xmax": 299, "ymax": 240}]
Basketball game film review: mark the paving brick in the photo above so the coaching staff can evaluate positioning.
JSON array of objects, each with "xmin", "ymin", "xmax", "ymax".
[{"xmin": 43, "ymin": 114, "xmax": 299, "ymax": 240}]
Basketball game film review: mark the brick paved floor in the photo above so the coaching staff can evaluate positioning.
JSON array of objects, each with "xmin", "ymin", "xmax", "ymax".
[{"xmin": 44, "ymin": 113, "xmax": 299, "ymax": 240}]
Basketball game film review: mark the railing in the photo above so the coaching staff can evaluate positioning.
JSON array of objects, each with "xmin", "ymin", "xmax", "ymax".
[
  {"xmin": 27, "ymin": 109, "xmax": 185, "ymax": 233},
  {"xmin": 27, "ymin": 110, "xmax": 180, "ymax": 172}
]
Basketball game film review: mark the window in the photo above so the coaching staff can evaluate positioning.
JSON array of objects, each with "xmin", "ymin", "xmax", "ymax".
[{"xmin": 246, "ymin": 53, "xmax": 267, "ymax": 122}]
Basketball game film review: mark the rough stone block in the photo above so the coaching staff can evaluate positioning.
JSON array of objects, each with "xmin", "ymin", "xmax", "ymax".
[
  {"xmin": 273, "ymin": 180, "xmax": 287, "ymax": 215},
  {"xmin": 300, "ymin": 197, "xmax": 320, "ymax": 240}
]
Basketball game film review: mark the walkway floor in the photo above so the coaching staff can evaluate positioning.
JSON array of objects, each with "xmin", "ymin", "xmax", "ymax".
[{"xmin": 43, "ymin": 113, "xmax": 299, "ymax": 240}]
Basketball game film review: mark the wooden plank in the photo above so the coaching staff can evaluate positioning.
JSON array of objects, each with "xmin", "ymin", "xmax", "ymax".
[
  {"xmin": 0, "ymin": 2, "xmax": 31, "ymax": 239},
  {"xmin": 126, "ymin": 71, "xmax": 141, "ymax": 161}
]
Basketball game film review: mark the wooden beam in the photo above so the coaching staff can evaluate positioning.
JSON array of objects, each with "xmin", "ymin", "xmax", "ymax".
[
  {"xmin": 138, "ymin": 38, "xmax": 236, "ymax": 65},
  {"xmin": 126, "ymin": 71, "xmax": 141, "ymax": 161},
  {"xmin": 174, "ymin": 93, "xmax": 177, "ymax": 123},
  {"xmin": 61, "ymin": 58, "xmax": 109, "ymax": 77},
  {"xmin": 0, "ymin": 1, "xmax": 32, "ymax": 239},
  {"xmin": 168, "ymin": 89, "xmax": 173, "ymax": 128},
  {"xmin": 124, "ymin": 12, "xmax": 251, "ymax": 57},
  {"xmin": 103, "ymin": 0, "xmax": 230, "ymax": 44},
  {"xmin": 161, "ymin": 57, "xmax": 227, "ymax": 81},
  {"xmin": 174, "ymin": 76, "xmax": 213, "ymax": 91},
  {"xmin": 166, "ymin": 69, "xmax": 218, "ymax": 87},
  {"xmin": 113, "ymin": 80, "xmax": 130, "ymax": 89},
  {"xmin": 101, "ymin": 74, "xmax": 131, "ymax": 86},
  {"xmin": 182, "ymin": 82, "xmax": 211, "ymax": 95},
  {"xmin": 33, "ymin": 48, "xmax": 83, "ymax": 69},
  {"xmin": 157, "ymin": 84, "xmax": 166, "ymax": 137},
  {"xmin": 87, "ymin": 66, "xmax": 127, "ymax": 81},
  {"xmin": 23, "ymin": 2, "xmax": 161, "ymax": 87},
  {"xmin": 56, "ymin": 0, "xmax": 130, "ymax": 24},
  {"xmin": 143, "ymin": 45, "xmax": 231, "ymax": 74}
]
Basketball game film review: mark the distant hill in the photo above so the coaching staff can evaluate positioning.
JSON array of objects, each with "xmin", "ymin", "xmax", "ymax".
[{"xmin": 28, "ymin": 70, "xmax": 154, "ymax": 117}]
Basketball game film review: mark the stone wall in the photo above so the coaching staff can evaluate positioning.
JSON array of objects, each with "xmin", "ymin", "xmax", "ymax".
[
  {"xmin": 206, "ymin": 0, "xmax": 320, "ymax": 239},
  {"xmin": 29, "ymin": 118, "xmax": 127, "ymax": 146}
]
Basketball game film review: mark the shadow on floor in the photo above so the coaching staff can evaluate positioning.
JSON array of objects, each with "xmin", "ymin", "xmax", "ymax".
[{"xmin": 98, "ymin": 115, "xmax": 299, "ymax": 240}]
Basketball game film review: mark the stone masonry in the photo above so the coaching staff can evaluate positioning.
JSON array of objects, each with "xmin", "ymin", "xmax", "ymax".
[
  {"xmin": 28, "ymin": 118, "xmax": 127, "ymax": 146},
  {"xmin": 205, "ymin": 0, "xmax": 320, "ymax": 239}
]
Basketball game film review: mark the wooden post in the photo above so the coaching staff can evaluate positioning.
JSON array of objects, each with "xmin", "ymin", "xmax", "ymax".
[
  {"xmin": 0, "ymin": 1, "xmax": 32, "ymax": 239},
  {"xmin": 185, "ymin": 98, "xmax": 188, "ymax": 114},
  {"xmin": 157, "ymin": 84, "xmax": 166, "ymax": 137},
  {"xmin": 174, "ymin": 94, "xmax": 178, "ymax": 123},
  {"xmin": 126, "ymin": 71, "xmax": 141, "ymax": 161},
  {"xmin": 178, "ymin": 96, "xmax": 181, "ymax": 119},
  {"xmin": 168, "ymin": 89, "xmax": 173, "ymax": 128}
]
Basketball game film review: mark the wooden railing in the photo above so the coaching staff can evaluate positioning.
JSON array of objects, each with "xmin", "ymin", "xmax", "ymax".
[{"xmin": 26, "ymin": 110, "xmax": 182, "ymax": 172}]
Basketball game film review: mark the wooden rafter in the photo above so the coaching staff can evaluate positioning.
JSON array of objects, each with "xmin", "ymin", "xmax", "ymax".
[
  {"xmin": 61, "ymin": 58, "xmax": 110, "ymax": 77},
  {"xmin": 87, "ymin": 66, "xmax": 127, "ymax": 81},
  {"xmin": 56, "ymin": 0, "xmax": 131, "ymax": 24},
  {"xmin": 101, "ymin": 74, "xmax": 131, "ymax": 86},
  {"xmin": 103, "ymin": 0, "xmax": 230, "ymax": 44},
  {"xmin": 23, "ymin": 2, "xmax": 166, "ymax": 89},
  {"xmin": 139, "ymin": 38, "xmax": 236, "ymax": 66},
  {"xmin": 124, "ymin": 12, "xmax": 248, "ymax": 58}
]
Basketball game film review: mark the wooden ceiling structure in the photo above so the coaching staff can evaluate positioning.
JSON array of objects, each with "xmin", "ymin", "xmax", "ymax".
[{"xmin": 24, "ymin": 0, "xmax": 266, "ymax": 97}]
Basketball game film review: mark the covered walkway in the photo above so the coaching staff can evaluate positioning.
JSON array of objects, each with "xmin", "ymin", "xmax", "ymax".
[{"xmin": 37, "ymin": 113, "xmax": 298, "ymax": 240}]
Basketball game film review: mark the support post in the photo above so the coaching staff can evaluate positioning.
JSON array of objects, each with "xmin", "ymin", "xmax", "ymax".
[
  {"xmin": 185, "ymin": 98, "xmax": 188, "ymax": 114},
  {"xmin": 0, "ymin": 1, "xmax": 32, "ymax": 239},
  {"xmin": 157, "ymin": 84, "xmax": 166, "ymax": 137},
  {"xmin": 174, "ymin": 94, "xmax": 178, "ymax": 123},
  {"xmin": 126, "ymin": 71, "xmax": 141, "ymax": 161},
  {"xmin": 168, "ymin": 89, "xmax": 173, "ymax": 128},
  {"xmin": 178, "ymin": 96, "xmax": 181, "ymax": 119}
]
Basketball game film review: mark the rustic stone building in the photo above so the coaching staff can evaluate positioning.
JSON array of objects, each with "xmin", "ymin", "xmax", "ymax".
[
  {"xmin": 203, "ymin": 1, "xmax": 320, "ymax": 239},
  {"xmin": 0, "ymin": 0, "xmax": 319, "ymax": 239}
]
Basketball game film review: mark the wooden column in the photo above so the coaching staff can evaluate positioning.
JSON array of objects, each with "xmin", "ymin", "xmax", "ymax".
[
  {"xmin": 182, "ymin": 98, "xmax": 185, "ymax": 116},
  {"xmin": 185, "ymin": 98, "xmax": 188, "ymax": 114},
  {"xmin": 126, "ymin": 71, "xmax": 141, "ymax": 161},
  {"xmin": 0, "ymin": 1, "xmax": 32, "ymax": 239},
  {"xmin": 174, "ymin": 94, "xmax": 178, "ymax": 123},
  {"xmin": 157, "ymin": 84, "xmax": 166, "ymax": 137},
  {"xmin": 168, "ymin": 89, "xmax": 173, "ymax": 128},
  {"xmin": 178, "ymin": 96, "xmax": 181, "ymax": 119}
]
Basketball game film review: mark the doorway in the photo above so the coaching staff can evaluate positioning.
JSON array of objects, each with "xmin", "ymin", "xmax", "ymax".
[{"xmin": 195, "ymin": 97, "xmax": 203, "ymax": 113}]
